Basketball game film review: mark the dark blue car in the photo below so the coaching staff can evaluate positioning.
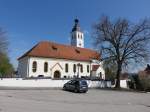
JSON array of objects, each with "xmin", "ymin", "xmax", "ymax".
[{"xmin": 63, "ymin": 79, "xmax": 88, "ymax": 93}]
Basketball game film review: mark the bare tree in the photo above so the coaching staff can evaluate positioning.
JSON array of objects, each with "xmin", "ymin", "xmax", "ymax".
[{"xmin": 93, "ymin": 16, "xmax": 150, "ymax": 88}]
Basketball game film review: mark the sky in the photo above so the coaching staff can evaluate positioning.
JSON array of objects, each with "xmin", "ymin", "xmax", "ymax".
[{"xmin": 0, "ymin": 0, "xmax": 150, "ymax": 72}]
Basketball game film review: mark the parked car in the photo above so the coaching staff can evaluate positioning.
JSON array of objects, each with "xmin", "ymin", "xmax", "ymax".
[{"xmin": 63, "ymin": 79, "xmax": 88, "ymax": 93}]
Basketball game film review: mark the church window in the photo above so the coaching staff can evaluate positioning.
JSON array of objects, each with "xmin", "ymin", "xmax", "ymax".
[
  {"xmin": 80, "ymin": 64, "xmax": 83, "ymax": 73},
  {"xmin": 32, "ymin": 61, "xmax": 37, "ymax": 72},
  {"xmin": 99, "ymin": 72, "xmax": 102, "ymax": 79},
  {"xmin": 87, "ymin": 65, "xmax": 89, "ymax": 73},
  {"xmin": 44, "ymin": 62, "xmax": 48, "ymax": 72},
  {"xmin": 78, "ymin": 34, "xmax": 80, "ymax": 38},
  {"xmin": 65, "ymin": 63, "xmax": 68, "ymax": 73},
  {"xmin": 73, "ymin": 64, "xmax": 76, "ymax": 73}
]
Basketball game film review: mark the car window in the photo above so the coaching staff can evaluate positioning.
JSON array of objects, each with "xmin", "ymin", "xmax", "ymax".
[
  {"xmin": 80, "ymin": 81, "xmax": 87, "ymax": 85},
  {"xmin": 67, "ymin": 80, "xmax": 72, "ymax": 84},
  {"xmin": 71, "ymin": 80, "xmax": 76, "ymax": 84},
  {"xmin": 75, "ymin": 81, "xmax": 79, "ymax": 85}
]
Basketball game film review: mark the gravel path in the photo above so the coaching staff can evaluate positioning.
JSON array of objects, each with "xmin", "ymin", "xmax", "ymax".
[{"xmin": 0, "ymin": 89, "xmax": 150, "ymax": 112}]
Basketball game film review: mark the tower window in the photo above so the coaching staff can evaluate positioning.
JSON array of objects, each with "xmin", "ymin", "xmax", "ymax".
[{"xmin": 32, "ymin": 61, "xmax": 37, "ymax": 72}]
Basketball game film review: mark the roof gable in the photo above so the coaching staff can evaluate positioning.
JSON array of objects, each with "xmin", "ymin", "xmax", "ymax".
[{"xmin": 92, "ymin": 65, "xmax": 100, "ymax": 71}]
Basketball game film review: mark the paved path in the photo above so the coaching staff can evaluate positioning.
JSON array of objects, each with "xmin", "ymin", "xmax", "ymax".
[{"xmin": 0, "ymin": 89, "xmax": 150, "ymax": 112}]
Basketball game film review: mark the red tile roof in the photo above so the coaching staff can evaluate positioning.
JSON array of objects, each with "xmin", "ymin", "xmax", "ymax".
[{"xmin": 18, "ymin": 41, "xmax": 100, "ymax": 61}]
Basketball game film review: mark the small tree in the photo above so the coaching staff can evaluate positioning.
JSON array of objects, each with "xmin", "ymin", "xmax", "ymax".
[
  {"xmin": 138, "ymin": 70, "xmax": 150, "ymax": 91},
  {"xmin": 0, "ymin": 53, "xmax": 14, "ymax": 77},
  {"xmin": 140, "ymin": 77, "xmax": 150, "ymax": 91},
  {"xmin": 103, "ymin": 59, "xmax": 117, "ymax": 83},
  {"xmin": 0, "ymin": 28, "xmax": 14, "ymax": 77},
  {"xmin": 93, "ymin": 16, "xmax": 150, "ymax": 88}
]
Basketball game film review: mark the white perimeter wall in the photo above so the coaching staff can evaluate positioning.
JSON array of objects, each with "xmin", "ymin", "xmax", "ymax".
[
  {"xmin": 120, "ymin": 80, "xmax": 128, "ymax": 88},
  {"xmin": 111, "ymin": 80, "xmax": 128, "ymax": 88},
  {"xmin": 0, "ymin": 78, "xmax": 111, "ymax": 88}
]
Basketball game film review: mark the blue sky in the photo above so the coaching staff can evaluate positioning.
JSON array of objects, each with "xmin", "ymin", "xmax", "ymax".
[{"xmin": 0, "ymin": 0, "xmax": 150, "ymax": 71}]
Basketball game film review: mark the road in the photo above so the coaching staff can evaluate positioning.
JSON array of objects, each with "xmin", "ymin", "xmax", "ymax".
[{"xmin": 0, "ymin": 89, "xmax": 150, "ymax": 112}]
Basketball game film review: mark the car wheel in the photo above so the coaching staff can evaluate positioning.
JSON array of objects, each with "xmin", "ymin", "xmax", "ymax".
[
  {"xmin": 63, "ymin": 86, "xmax": 66, "ymax": 90},
  {"xmin": 74, "ymin": 88, "xmax": 78, "ymax": 93},
  {"xmin": 83, "ymin": 91, "xmax": 87, "ymax": 93}
]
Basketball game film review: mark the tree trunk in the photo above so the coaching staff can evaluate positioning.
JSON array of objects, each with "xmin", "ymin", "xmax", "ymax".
[{"xmin": 115, "ymin": 62, "xmax": 122, "ymax": 88}]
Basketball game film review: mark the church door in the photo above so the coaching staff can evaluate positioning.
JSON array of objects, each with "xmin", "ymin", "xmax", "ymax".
[{"xmin": 54, "ymin": 70, "xmax": 61, "ymax": 78}]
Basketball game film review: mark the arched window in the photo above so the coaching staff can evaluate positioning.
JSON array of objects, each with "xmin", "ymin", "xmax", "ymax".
[
  {"xmin": 99, "ymin": 72, "xmax": 102, "ymax": 79},
  {"xmin": 65, "ymin": 63, "xmax": 68, "ymax": 73},
  {"xmin": 32, "ymin": 61, "xmax": 37, "ymax": 72},
  {"xmin": 73, "ymin": 64, "xmax": 76, "ymax": 73},
  {"xmin": 44, "ymin": 62, "xmax": 48, "ymax": 72},
  {"xmin": 78, "ymin": 34, "xmax": 80, "ymax": 38},
  {"xmin": 80, "ymin": 64, "xmax": 83, "ymax": 73},
  {"xmin": 87, "ymin": 65, "xmax": 89, "ymax": 73}
]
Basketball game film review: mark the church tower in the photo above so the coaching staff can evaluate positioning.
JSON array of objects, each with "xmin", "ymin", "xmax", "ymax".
[{"xmin": 71, "ymin": 19, "xmax": 84, "ymax": 48}]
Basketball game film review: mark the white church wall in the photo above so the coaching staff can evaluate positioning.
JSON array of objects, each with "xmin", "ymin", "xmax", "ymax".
[
  {"xmin": 91, "ymin": 60, "xmax": 105, "ymax": 79},
  {"xmin": 18, "ymin": 57, "xmax": 29, "ymax": 77},
  {"xmin": 28, "ymin": 57, "xmax": 51, "ymax": 77},
  {"xmin": 96, "ymin": 67, "xmax": 105, "ymax": 79},
  {"xmin": 18, "ymin": 56, "xmax": 105, "ymax": 79},
  {"xmin": 28, "ymin": 57, "xmax": 91, "ymax": 78}
]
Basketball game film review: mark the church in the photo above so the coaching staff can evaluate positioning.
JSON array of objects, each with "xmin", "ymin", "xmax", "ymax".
[{"xmin": 17, "ymin": 19, "xmax": 105, "ymax": 79}]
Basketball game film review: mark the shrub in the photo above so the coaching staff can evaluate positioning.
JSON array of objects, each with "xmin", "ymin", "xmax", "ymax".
[{"xmin": 139, "ymin": 77, "xmax": 150, "ymax": 91}]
